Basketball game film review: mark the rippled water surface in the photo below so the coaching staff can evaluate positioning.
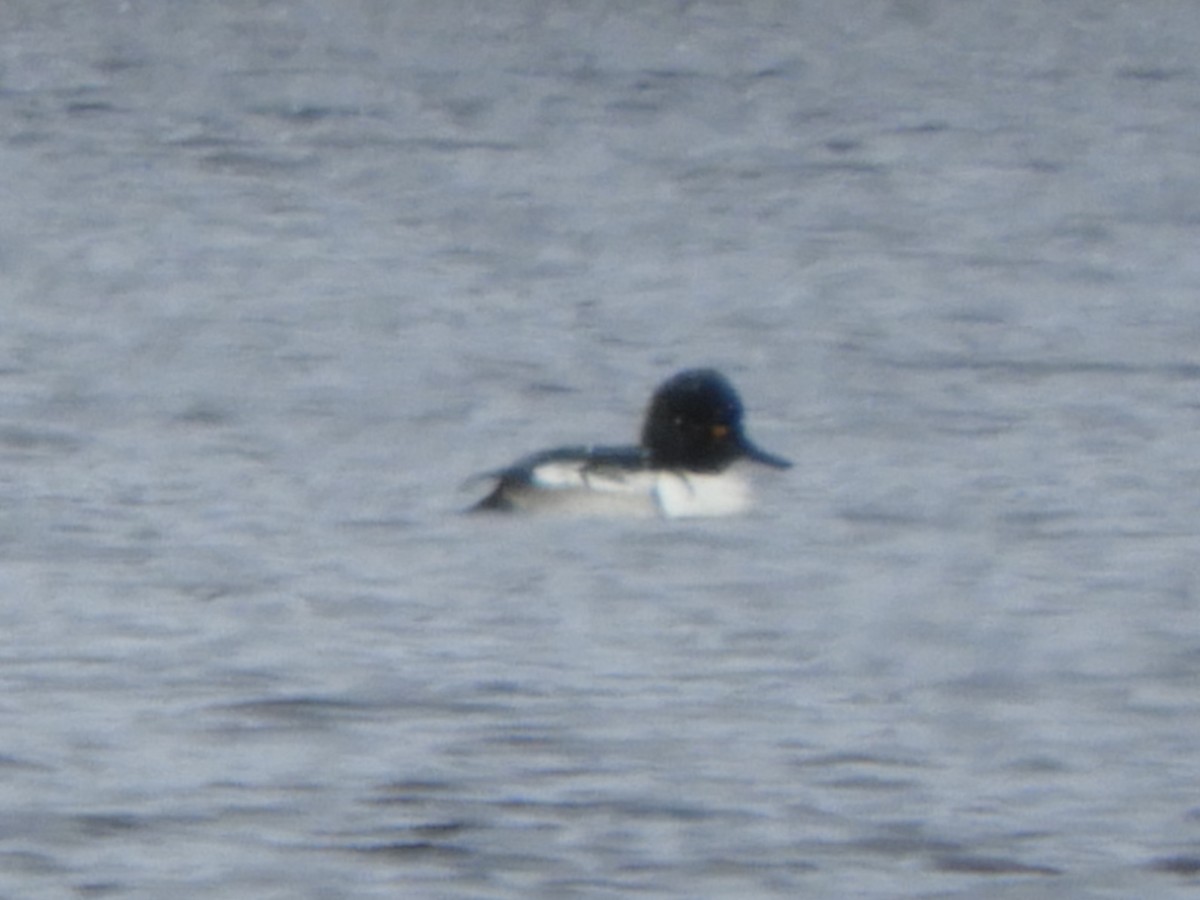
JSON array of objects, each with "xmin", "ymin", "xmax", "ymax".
[{"xmin": 3, "ymin": 2, "xmax": 1200, "ymax": 897}]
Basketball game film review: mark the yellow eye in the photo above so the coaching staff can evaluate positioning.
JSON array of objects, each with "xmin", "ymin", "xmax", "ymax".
[{"xmin": 712, "ymin": 425, "xmax": 729, "ymax": 439}]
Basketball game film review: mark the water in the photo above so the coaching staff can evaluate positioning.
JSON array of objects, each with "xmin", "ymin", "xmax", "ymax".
[{"xmin": 2, "ymin": 1, "xmax": 1200, "ymax": 897}]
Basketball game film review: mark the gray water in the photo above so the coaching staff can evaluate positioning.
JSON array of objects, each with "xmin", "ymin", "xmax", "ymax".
[{"xmin": 3, "ymin": 2, "xmax": 1200, "ymax": 897}]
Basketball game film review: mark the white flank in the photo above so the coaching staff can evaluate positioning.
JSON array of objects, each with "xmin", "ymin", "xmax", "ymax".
[
  {"xmin": 522, "ymin": 460, "xmax": 753, "ymax": 518},
  {"xmin": 653, "ymin": 470, "xmax": 753, "ymax": 518}
]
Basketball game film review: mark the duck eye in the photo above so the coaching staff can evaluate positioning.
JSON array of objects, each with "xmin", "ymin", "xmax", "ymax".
[{"xmin": 712, "ymin": 425, "xmax": 729, "ymax": 439}]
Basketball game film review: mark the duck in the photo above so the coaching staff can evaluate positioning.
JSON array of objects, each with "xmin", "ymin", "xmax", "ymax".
[{"xmin": 469, "ymin": 368, "xmax": 790, "ymax": 517}]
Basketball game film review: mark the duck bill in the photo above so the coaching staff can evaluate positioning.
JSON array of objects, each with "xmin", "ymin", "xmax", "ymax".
[{"xmin": 740, "ymin": 438, "xmax": 792, "ymax": 469}]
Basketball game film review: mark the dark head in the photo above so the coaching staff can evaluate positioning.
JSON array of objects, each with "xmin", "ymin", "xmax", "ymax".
[{"xmin": 639, "ymin": 368, "xmax": 791, "ymax": 472}]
